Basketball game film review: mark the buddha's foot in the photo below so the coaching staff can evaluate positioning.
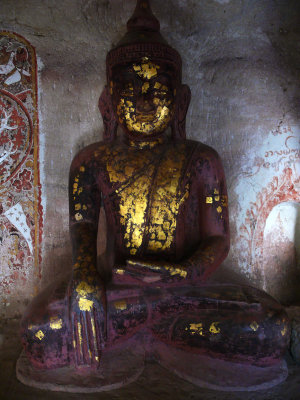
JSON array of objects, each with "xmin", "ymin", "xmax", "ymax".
[
  {"xmin": 16, "ymin": 335, "xmax": 145, "ymax": 393},
  {"xmin": 154, "ymin": 340, "xmax": 288, "ymax": 391}
]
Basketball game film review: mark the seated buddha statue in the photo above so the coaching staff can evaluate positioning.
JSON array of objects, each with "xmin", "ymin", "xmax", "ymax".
[{"xmin": 19, "ymin": 0, "xmax": 290, "ymax": 391}]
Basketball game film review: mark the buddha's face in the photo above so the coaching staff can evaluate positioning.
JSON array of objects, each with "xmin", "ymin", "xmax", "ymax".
[{"xmin": 111, "ymin": 58, "xmax": 177, "ymax": 138}]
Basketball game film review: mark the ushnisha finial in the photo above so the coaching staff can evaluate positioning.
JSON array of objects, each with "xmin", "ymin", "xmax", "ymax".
[
  {"xmin": 127, "ymin": 0, "xmax": 160, "ymax": 32},
  {"xmin": 106, "ymin": 0, "xmax": 182, "ymax": 81}
]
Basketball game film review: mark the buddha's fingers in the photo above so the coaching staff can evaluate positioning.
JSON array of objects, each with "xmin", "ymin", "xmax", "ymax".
[
  {"xmin": 91, "ymin": 307, "xmax": 101, "ymax": 365},
  {"xmin": 81, "ymin": 311, "xmax": 93, "ymax": 365},
  {"xmin": 71, "ymin": 309, "xmax": 102, "ymax": 368},
  {"xmin": 80, "ymin": 310, "xmax": 101, "ymax": 366},
  {"xmin": 72, "ymin": 313, "xmax": 84, "ymax": 366}
]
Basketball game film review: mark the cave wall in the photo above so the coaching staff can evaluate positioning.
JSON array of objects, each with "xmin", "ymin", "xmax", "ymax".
[{"xmin": 0, "ymin": 0, "xmax": 299, "ymax": 318}]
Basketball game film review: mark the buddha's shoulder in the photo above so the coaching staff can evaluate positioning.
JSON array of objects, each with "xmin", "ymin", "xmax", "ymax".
[
  {"xmin": 71, "ymin": 140, "xmax": 124, "ymax": 166},
  {"xmin": 182, "ymin": 139, "xmax": 221, "ymax": 162}
]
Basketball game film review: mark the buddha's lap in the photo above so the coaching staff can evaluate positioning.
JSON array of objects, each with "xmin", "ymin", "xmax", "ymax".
[
  {"xmin": 22, "ymin": 275, "xmax": 283, "ymax": 324},
  {"xmin": 21, "ymin": 274, "xmax": 288, "ymax": 366},
  {"xmin": 148, "ymin": 285, "xmax": 288, "ymax": 365}
]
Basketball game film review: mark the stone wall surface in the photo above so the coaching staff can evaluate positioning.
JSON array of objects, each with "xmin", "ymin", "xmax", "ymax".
[{"xmin": 0, "ymin": 0, "xmax": 299, "ymax": 318}]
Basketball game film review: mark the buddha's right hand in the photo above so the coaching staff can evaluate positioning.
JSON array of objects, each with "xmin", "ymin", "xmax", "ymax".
[{"xmin": 69, "ymin": 269, "xmax": 106, "ymax": 368}]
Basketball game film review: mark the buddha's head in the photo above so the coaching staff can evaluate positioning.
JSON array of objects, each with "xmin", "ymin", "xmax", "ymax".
[
  {"xmin": 110, "ymin": 57, "xmax": 177, "ymax": 138},
  {"xmin": 100, "ymin": 0, "xmax": 190, "ymax": 142}
]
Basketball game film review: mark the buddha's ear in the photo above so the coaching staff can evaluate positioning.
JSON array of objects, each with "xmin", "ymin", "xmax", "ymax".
[
  {"xmin": 171, "ymin": 84, "xmax": 191, "ymax": 140},
  {"xmin": 98, "ymin": 85, "xmax": 118, "ymax": 142}
]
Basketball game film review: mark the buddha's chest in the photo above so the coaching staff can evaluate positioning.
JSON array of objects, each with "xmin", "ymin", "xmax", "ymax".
[{"xmin": 101, "ymin": 144, "xmax": 196, "ymax": 257}]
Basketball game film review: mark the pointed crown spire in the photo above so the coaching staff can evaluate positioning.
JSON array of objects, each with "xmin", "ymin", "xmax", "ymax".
[
  {"xmin": 127, "ymin": 0, "xmax": 160, "ymax": 32},
  {"xmin": 106, "ymin": 0, "xmax": 182, "ymax": 81}
]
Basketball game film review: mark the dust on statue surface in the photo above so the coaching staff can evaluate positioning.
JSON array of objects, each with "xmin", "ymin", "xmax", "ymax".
[{"xmin": 18, "ymin": 0, "xmax": 290, "ymax": 392}]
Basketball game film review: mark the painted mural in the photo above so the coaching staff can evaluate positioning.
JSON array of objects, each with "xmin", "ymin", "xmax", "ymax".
[
  {"xmin": 232, "ymin": 120, "xmax": 300, "ymax": 302},
  {"xmin": 0, "ymin": 32, "xmax": 42, "ymax": 312}
]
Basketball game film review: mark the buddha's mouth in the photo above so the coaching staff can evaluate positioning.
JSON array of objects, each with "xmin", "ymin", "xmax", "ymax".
[{"xmin": 135, "ymin": 112, "xmax": 157, "ymax": 122}]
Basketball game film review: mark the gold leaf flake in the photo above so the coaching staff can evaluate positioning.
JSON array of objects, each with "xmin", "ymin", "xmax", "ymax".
[
  {"xmin": 116, "ymin": 269, "xmax": 125, "ymax": 275},
  {"xmin": 250, "ymin": 321, "xmax": 259, "ymax": 331},
  {"xmin": 114, "ymin": 300, "xmax": 127, "ymax": 311},
  {"xmin": 75, "ymin": 212, "xmax": 83, "ymax": 221},
  {"xmin": 50, "ymin": 317, "xmax": 63, "ymax": 330},
  {"xmin": 35, "ymin": 330, "xmax": 45, "ymax": 340},
  {"xmin": 209, "ymin": 322, "xmax": 221, "ymax": 334},
  {"xmin": 189, "ymin": 323, "xmax": 204, "ymax": 336},
  {"xmin": 78, "ymin": 298, "xmax": 93, "ymax": 311}
]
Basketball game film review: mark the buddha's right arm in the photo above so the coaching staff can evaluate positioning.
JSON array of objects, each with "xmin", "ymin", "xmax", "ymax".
[
  {"xmin": 68, "ymin": 150, "xmax": 105, "ymax": 367},
  {"xmin": 69, "ymin": 147, "xmax": 101, "ymax": 276}
]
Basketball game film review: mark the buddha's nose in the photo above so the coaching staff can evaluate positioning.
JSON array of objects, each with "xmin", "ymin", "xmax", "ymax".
[{"xmin": 136, "ymin": 95, "xmax": 155, "ymax": 113}]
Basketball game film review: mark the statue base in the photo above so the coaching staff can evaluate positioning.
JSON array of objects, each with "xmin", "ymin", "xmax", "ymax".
[
  {"xmin": 17, "ymin": 340, "xmax": 288, "ymax": 393},
  {"xmin": 155, "ymin": 341, "xmax": 288, "ymax": 391},
  {"xmin": 16, "ymin": 343, "xmax": 145, "ymax": 393}
]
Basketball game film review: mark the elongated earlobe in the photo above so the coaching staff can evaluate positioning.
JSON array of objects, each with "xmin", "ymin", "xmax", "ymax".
[
  {"xmin": 171, "ymin": 84, "xmax": 191, "ymax": 140},
  {"xmin": 98, "ymin": 86, "xmax": 118, "ymax": 142}
]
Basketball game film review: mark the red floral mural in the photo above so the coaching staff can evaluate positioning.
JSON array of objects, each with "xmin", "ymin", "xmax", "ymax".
[
  {"xmin": 237, "ymin": 167, "xmax": 299, "ymax": 283},
  {"xmin": 0, "ymin": 32, "xmax": 42, "ymax": 308}
]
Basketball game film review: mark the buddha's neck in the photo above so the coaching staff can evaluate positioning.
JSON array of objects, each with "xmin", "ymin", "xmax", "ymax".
[{"xmin": 124, "ymin": 135, "xmax": 166, "ymax": 150}]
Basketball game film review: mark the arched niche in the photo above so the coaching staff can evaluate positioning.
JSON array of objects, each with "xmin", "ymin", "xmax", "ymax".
[{"xmin": 262, "ymin": 201, "xmax": 300, "ymax": 304}]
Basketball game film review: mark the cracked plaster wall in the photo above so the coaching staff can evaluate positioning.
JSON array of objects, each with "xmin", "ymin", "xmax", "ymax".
[{"xmin": 0, "ymin": 0, "xmax": 299, "ymax": 317}]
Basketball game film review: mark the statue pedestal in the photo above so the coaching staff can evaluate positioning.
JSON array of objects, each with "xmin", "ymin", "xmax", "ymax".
[
  {"xmin": 155, "ymin": 341, "xmax": 288, "ymax": 392},
  {"xmin": 17, "ymin": 339, "xmax": 288, "ymax": 393},
  {"xmin": 16, "ymin": 341, "xmax": 145, "ymax": 393}
]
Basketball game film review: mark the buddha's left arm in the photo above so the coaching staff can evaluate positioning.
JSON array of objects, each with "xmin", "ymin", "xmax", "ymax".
[{"xmin": 185, "ymin": 148, "xmax": 230, "ymax": 282}]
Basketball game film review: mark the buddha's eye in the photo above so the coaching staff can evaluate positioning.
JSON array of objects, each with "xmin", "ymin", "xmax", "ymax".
[
  {"xmin": 120, "ymin": 89, "xmax": 134, "ymax": 97},
  {"xmin": 153, "ymin": 82, "xmax": 170, "ymax": 97},
  {"xmin": 120, "ymin": 83, "xmax": 134, "ymax": 97},
  {"xmin": 153, "ymin": 90, "xmax": 171, "ymax": 98}
]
